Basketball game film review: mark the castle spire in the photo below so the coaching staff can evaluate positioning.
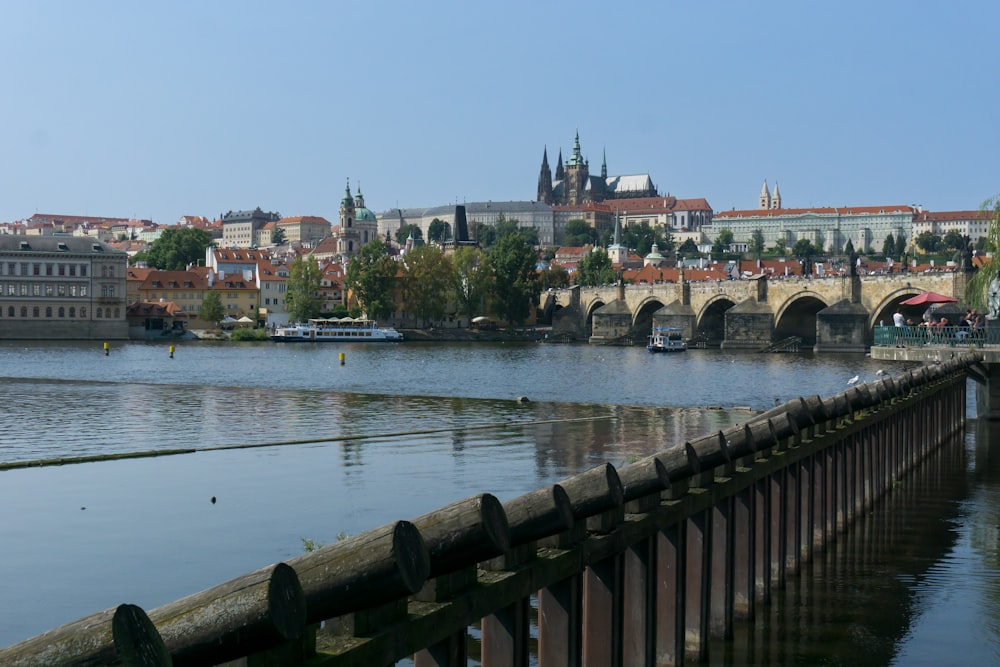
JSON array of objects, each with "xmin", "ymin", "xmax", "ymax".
[
  {"xmin": 759, "ymin": 179, "xmax": 771, "ymax": 210},
  {"xmin": 601, "ymin": 147, "xmax": 607, "ymax": 179},
  {"xmin": 554, "ymin": 148, "xmax": 564, "ymax": 180},
  {"xmin": 537, "ymin": 146, "xmax": 553, "ymax": 204},
  {"xmin": 770, "ymin": 182, "xmax": 781, "ymax": 209}
]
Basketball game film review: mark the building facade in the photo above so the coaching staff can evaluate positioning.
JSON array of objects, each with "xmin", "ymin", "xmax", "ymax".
[
  {"xmin": 220, "ymin": 208, "xmax": 281, "ymax": 248},
  {"xmin": 0, "ymin": 236, "xmax": 128, "ymax": 340},
  {"xmin": 912, "ymin": 209, "xmax": 992, "ymax": 242},
  {"xmin": 331, "ymin": 181, "xmax": 378, "ymax": 260}
]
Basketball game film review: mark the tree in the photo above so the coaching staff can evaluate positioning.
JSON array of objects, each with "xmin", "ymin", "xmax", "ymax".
[
  {"xmin": 773, "ymin": 238, "xmax": 788, "ymax": 256},
  {"xmin": 452, "ymin": 246, "xmax": 491, "ymax": 319},
  {"xmin": 750, "ymin": 229, "xmax": 766, "ymax": 259},
  {"xmin": 400, "ymin": 245, "xmax": 455, "ymax": 326},
  {"xmin": 477, "ymin": 214, "xmax": 537, "ymax": 248},
  {"xmin": 137, "ymin": 226, "xmax": 213, "ymax": 270},
  {"xmin": 622, "ymin": 221, "xmax": 672, "ymax": 257},
  {"xmin": 271, "ymin": 226, "xmax": 287, "ymax": 246},
  {"xmin": 346, "ymin": 238, "xmax": 398, "ymax": 320},
  {"xmin": 894, "ymin": 233, "xmax": 907, "ymax": 258},
  {"xmin": 285, "ymin": 256, "xmax": 324, "ymax": 323},
  {"xmin": 678, "ymin": 238, "xmax": 700, "ymax": 255},
  {"xmin": 915, "ymin": 231, "xmax": 942, "ymax": 253},
  {"xmin": 966, "ymin": 196, "xmax": 1000, "ymax": 312},
  {"xmin": 486, "ymin": 233, "xmax": 539, "ymax": 326},
  {"xmin": 563, "ymin": 218, "xmax": 598, "ymax": 247},
  {"xmin": 844, "ymin": 238, "xmax": 855, "ymax": 256},
  {"xmin": 427, "ymin": 218, "xmax": 451, "ymax": 244},
  {"xmin": 712, "ymin": 228, "xmax": 734, "ymax": 254},
  {"xmin": 199, "ymin": 290, "xmax": 224, "ymax": 324},
  {"xmin": 943, "ymin": 229, "xmax": 965, "ymax": 251},
  {"xmin": 538, "ymin": 264, "xmax": 570, "ymax": 290},
  {"xmin": 575, "ymin": 247, "xmax": 616, "ymax": 286},
  {"xmin": 395, "ymin": 224, "xmax": 423, "ymax": 246},
  {"xmin": 792, "ymin": 238, "xmax": 818, "ymax": 257},
  {"xmin": 882, "ymin": 233, "xmax": 896, "ymax": 258}
]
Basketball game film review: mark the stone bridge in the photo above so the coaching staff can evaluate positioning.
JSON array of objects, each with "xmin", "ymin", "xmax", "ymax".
[{"xmin": 542, "ymin": 271, "xmax": 969, "ymax": 352}]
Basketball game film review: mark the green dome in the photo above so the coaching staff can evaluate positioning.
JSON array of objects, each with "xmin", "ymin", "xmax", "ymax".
[{"xmin": 356, "ymin": 207, "xmax": 376, "ymax": 222}]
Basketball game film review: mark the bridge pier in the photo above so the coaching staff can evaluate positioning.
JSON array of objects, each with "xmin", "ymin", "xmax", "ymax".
[{"xmin": 814, "ymin": 300, "xmax": 868, "ymax": 353}]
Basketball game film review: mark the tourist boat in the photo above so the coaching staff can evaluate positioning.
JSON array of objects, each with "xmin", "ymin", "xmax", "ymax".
[
  {"xmin": 647, "ymin": 327, "xmax": 687, "ymax": 353},
  {"xmin": 271, "ymin": 318, "xmax": 404, "ymax": 342}
]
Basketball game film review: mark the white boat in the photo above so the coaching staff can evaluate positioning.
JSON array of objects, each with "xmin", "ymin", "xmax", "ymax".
[
  {"xmin": 271, "ymin": 318, "xmax": 403, "ymax": 343},
  {"xmin": 647, "ymin": 327, "xmax": 687, "ymax": 353}
]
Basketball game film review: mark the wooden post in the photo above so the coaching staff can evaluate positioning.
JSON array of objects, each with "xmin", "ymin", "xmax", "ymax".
[{"xmin": 538, "ymin": 576, "xmax": 581, "ymax": 667}]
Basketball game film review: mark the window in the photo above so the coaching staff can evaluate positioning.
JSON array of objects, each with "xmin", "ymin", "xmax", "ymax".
[
  {"xmin": 32, "ymin": 307, "xmax": 39, "ymax": 317},
  {"xmin": 33, "ymin": 263, "xmax": 40, "ymax": 276},
  {"xmin": 7, "ymin": 306, "xmax": 13, "ymax": 317},
  {"xmin": 58, "ymin": 284, "xmax": 66, "ymax": 296},
  {"xmin": 33, "ymin": 284, "xmax": 40, "ymax": 296},
  {"xmin": 81, "ymin": 266, "xmax": 87, "ymax": 277},
  {"xmin": 45, "ymin": 285, "xmax": 53, "ymax": 297},
  {"xmin": 114, "ymin": 308, "xmax": 120, "ymax": 318},
  {"xmin": 69, "ymin": 307, "xmax": 75, "ymax": 318},
  {"xmin": 46, "ymin": 264, "xmax": 53, "ymax": 276},
  {"xmin": 80, "ymin": 307, "xmax": 86, "ymax": 318},
  {"xmin": 45, "ymin": 307, "xmax": 52, "ymax": 317},
  {"xmin": 96, "ymin": 307, "xmax": 103, "ymax": 319},
  {"xmin": 19, "ymin": 284, "xmax": 27, "ymax": 296},
  {"xmin": 20, "ymin": 306, "xmax": 26, "ymax": 317},
  {"xmin": 80, "ymin": 286, "xmax": 87, "ymax": 297},
  {"xmin": 58, "ymin": 307, "xmax": 64, "ymax": 318},
  {"xmin": 58, "ymin": 264, "xmax": 66, "ymax": 276},
  {"xmin": 70, "ymin": 285, "xmax": 77, "ymax": 297}
]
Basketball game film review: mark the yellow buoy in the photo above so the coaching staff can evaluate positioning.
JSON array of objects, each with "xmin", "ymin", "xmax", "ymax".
[
  {"xmin": 103, "ymin": 342, "xmax": 109, "ymax": 356},
  {"xmin": 339, "ymin": 352, "xmax": 345, "ymax": 366},
  {"xmin": 169, "ymin": 345, "xmax": 175, "ymax": 359}
]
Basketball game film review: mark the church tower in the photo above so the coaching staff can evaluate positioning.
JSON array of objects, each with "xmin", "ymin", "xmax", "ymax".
[
  {"xmin": 770, "ymin": 182, "xmax": 781, "ymax": 209},
  {"xmin": 564, "ymin": 131, "xmax": 589, "ymax": 206},
  {"xmin": 608, "ymin": 212, "xmax": 627, "ymax": 266},
  {"xmin": 759, "ymin": 180, "xmax": 771, "ymax": 210},
  {"xmin": 554, "ymin": 148, "xmax": 564, "ymax": 181},
  {"xmin": 340, "ymin": 178, "xmax": 355, "ymax": 229},
  {"xmin": 537, "ymin": 147, "xmax": 553, "ymax": 204},
  {"xmin": 601, "ymin": 148, "xmax": 607, "ymax": 180}
]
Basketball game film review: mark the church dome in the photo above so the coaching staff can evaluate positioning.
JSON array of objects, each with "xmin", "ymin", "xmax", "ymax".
[{"xmin": 355, "ymin": 207, "xmax": 376, "ymax": 222}]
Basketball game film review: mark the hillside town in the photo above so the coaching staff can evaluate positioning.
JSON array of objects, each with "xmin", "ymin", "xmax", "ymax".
[{"xmin": 0, "ymin": 133, "xmax": 993, "ymax": 341}]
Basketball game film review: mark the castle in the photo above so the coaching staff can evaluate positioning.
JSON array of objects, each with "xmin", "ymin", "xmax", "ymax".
[{"xmin": 536, "ymin": 132, "xmax": 658, "ymax": 206}]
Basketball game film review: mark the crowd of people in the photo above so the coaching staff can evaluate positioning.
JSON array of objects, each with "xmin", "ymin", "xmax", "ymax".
[{"xmin": 891, "ymin": 306, "xmax": 985, "ymax": 346}]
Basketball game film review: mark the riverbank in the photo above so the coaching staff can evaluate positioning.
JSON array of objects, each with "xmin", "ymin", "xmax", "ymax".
[{"xmin": 189, "ymin": 327, "xmax": 557, "ymax": 343}]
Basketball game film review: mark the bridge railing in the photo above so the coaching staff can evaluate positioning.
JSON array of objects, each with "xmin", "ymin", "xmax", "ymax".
[
  {"xmin": 873, "ymin": 324, "xmax": 995, "ymax": 348},
  {"xmin": 0, "ymin": 353, "xmax": 978, "ymax": 666}
]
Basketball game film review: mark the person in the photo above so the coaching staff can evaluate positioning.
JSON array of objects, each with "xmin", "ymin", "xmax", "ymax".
[{"xmin": 893, "ymin": 310, "xmax": 905, "ymax": 327}]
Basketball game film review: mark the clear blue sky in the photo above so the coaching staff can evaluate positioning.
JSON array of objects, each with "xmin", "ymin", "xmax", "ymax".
[{"xmin": 0, "ymin": 1, "xmax": 996, "ymax": 225}]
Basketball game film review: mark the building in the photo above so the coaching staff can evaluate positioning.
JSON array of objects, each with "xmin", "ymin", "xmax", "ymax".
[
  {"xmin": 331, "ymin": 181, "xmax": 378, "ymax": 260},
  {"xmin": 0, "ymin": 236, "xmax": 128, "ymax": 340},
  {"xmin": 257, "ymin": 259, "xmax": 289, "ymax": 326},
  {"xmin": 912, "ymin": 209, "xmax": 992, "ymax": 243},
  {"xmin": 220, "ymin": 208, "xmax": 281, "ymax": 248},
  {"xmin": 378, "ymin": 201, "xmax": 553, "ymax": 247},
  {"xmin": 275, "ymin": 216, "xmax": 332, "ymax": 246},
  {"xmin": 537, "ymin": 132, "xmax": 657, "ymax": 206},
  {"xmin": 135, "ymin": 270, "xmax": 210, "ymax": 317}
]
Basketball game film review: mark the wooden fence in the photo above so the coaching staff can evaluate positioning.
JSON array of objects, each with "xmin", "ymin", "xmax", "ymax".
[{"xmin": 0, "ymin": 352, "xmax": 977, "ymax": 666}]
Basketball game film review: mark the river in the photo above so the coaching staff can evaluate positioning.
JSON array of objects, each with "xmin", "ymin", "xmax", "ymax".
[{"xmin": 0, "ymin": 340, "xmax": 997, "ymax": 665}]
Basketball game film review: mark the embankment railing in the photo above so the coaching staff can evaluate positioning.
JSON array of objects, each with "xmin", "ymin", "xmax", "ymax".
[{"xmin": 0, "ymin": 353, "xmax": 977, "ymax": 666}]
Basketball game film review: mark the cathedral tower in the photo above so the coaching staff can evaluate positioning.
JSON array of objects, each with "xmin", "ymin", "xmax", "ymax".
[
  {"xmin": 770, "ymin": 182, "xmax": 781, "ymax": 209},
  {"xmin": 759, "ymin": 180, "xmax": 771, "ymax": 210},
  {"xmin": 564, "ymin": 131, "xmax": 589, "ymax": 206},
  {"xmin": 537, "ymin": 147, "xmax": 553, "ymax": 204}
]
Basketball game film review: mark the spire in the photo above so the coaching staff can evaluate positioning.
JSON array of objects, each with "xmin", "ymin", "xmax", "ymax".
[
  {"xmin": 537, "ymin": 146, "xmax": 553, "ymax": 203},
  {"xmin": 354, "ymin": 179, "xmax": 365, "ymax": 208},
  {"xmin": 342, "ymin": 178, "xmax": 353, "ymax": 205},
  {"xmin": 568, "ymin": 130, "xmax": 583, "ymax": 167},
  {"xmin": 759, "ymin": 179, "xmax": 771, "ymax": 210},
  {"xmin": 554, "ymin": 148, "xmax": 564, "ymax": 180},
  {"xmin": 601, "ymin": 147, "xmax": 607, "ymax": 179},
  {"xmin": 771, "ymin": 182, "xmax": 781, "ymax": 209}
]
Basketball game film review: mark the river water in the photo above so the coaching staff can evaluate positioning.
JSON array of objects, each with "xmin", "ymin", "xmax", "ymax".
[{"xmin": 0, "ymin": 340, "xmax": 997, "ymax": 665}]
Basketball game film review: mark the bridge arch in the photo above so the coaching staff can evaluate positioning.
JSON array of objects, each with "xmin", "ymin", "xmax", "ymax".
[
  {"xmin": 632, "ymin": 298, "xmax": 668, "ymax": 339},
  {"xmin": 584, "ymin": 299, "xmax": 605, "ymax": 337},
  {"xmin": 697, "ymin": 295, "xmax": 737, "ymax": 345},
  {"xmin": 773, "ymin": 294, "xmax": 829, "ymax": 346},
  {"xmin": 870, "ymin": 288, "xmax": 926, "ymax": 329}
]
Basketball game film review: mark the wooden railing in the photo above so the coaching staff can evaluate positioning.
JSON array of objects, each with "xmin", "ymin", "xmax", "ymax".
[{"xmin": 0, "ymin": 353, "xmax": 977, "ymax": 666}]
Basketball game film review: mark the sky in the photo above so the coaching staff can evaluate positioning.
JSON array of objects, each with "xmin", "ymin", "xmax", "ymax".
[{"xmin": 0, "ymin": 1, "xmax": 997, "ymax": 226}]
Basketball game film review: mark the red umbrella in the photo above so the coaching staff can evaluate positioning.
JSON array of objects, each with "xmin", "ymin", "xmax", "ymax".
[{"xmin": 899, "ymin": 291, "xmax": 959, "ymax": 306}]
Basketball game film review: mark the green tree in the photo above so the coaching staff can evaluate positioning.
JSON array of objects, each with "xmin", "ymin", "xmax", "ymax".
[
  {"xmin": 750, "ymin": 228, "xmax": 766, "ymax": 259},
  {"xmin": 844, "ymin": 238, "xmax": 855, "ymax": 256},
  {"xmin": 678, "ymin": 238, "xmax": 699, "ymax": 255},
  {"xmin": 486, "ymin": 233, "xmax": 539, "ymax": 326},
  {"xmin": 478, "ymin": 214, "xmax": 537, "ymax": 248},
  {"xmin": 538, "ymin": 264, "xmax": 570, "ymax": 290},
  {"xmin": 915, "ymin": 231, "xmax": 942, "ymax": 253},
  {"xmin": 400, "ymin": 245, "xmax": 455, "ymax": 326},
  {"xmin": 285, "ymin": 256, "xmax": 324, "ymax": 323},
  {"xmin": 138, "ymin": 226, "xmax": 213, "ymax": 270},
  {"xmin": 621, "ymin": 221, "xmax": 671, "ymax": 257},
  {"xmin": 199, "ymin": 290, "xmax": 224, "ymax": 324},
  {"xmin": 427, "ymin": 218, "xmax": 451, "ymax": 244},
  {"xmin": 563, "ymin": 218, "xmax": 598, "ymax": 247},
  {"xmin": 712, "ymin": 228, "xmax": 735, "ymax": 254},
  {"xmin": 943, "ymin": 229, "xmax": 965, "ymax": 251},
  {"xmin": 966, "ymin": 196, "xmax": 1000, "ymax": 311},
  {"xmin": 575, "ymin": 247, "xmax": 616, "ymax": 286},
  {"xmin": 395, "ymin": 223, "xmax": 423, "ymax": 245},
  {"xmin": 271, "ymin": 226, "xmax": 287, "ymax": 246},
  {"xmin": 894, "ymin": 233, "xmax": 907, "ymax": 258},
  {"xmin": 881, "ymin": 233, "xmax": 896, "ymax": 258},
  {"xmin": 346, "ymin": 238, "xmax": 398, "ymax": 320},
  {"xmin": 792, "ymin": 238, "xmax": 818, "ymax": 257},
  {"xmin": 452, "ymin": 246, "xmax": 491, "ymax": 319}
]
